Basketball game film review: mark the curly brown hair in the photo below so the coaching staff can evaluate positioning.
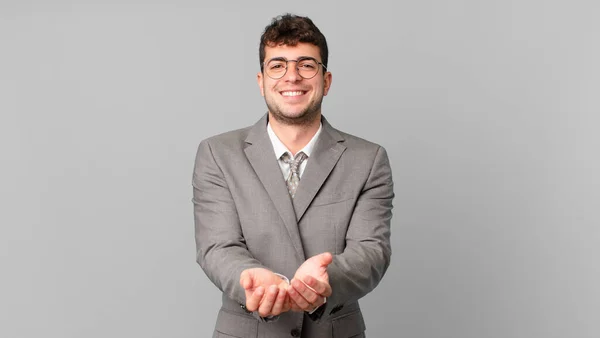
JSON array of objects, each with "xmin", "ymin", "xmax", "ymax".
[{"xmin": 259, "ymin": 14, "xmax": 328, "ymax": 72}]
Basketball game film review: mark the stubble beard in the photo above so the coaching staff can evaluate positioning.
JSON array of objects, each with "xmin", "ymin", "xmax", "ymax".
[{"xmin": 265, "ymin": 95, "xmax": 323, "ymax": 127}]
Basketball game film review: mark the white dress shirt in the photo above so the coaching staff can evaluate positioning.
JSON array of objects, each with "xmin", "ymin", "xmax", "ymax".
[{"xmin": 267, "ymin": 122, "xmax": 323, "ymax": 180}]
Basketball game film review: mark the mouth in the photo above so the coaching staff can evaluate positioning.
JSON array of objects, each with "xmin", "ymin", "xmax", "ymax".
[{"xmin": 279, "ymin": 90, "xmax": 307, "ymax": 97}]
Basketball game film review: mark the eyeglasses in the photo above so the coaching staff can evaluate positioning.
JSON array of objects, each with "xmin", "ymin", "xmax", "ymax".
[{"xmin": 263, "ymin": 57, "xmax": 327, "ymax": 80}]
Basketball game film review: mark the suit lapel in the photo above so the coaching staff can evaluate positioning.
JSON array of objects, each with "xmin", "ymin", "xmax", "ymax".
[
  {"xmin": 292, "ymin": 117, "xmax": 346, "ymax": 222},
  {"xmin": 244, "ymin": 114, "xmax": 306, "ymax": 262}
]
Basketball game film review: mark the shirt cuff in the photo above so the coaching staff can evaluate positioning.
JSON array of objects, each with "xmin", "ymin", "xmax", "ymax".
[
  {"xmin": 308, "ymin": 297, "xmax": 326, "ymax": 314},
  {"xmin": 274, "ymin": 273, "xmax": 290, "ymax": 285},
  {"xmin": 271, "ymin": 273, "xmax": 324, "ymax": 315}
]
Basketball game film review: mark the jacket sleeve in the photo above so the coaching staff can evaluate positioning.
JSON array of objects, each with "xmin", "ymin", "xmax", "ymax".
[
  {"xmin": 192, "ymin": 139, "xmax": 265, "ymax": 309},
  {"xmin": 320, "ymin": 145, "xmax": 394, "ymax": 321}
]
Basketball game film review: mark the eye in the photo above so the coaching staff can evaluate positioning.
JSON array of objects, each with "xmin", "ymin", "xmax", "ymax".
[
  {"xmin": 298, "ymin": 61, "xmax": 317, "ymax": 69},
  {"xmin": 268, "ymin": 61, "xmax": 286, "ymax": 70}
]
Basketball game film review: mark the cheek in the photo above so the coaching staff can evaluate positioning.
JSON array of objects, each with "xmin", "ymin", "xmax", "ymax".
[
  {"xmin": 265, "ymin": 82, "xmax": 278, "ymax": 95},
  {"xmin": 314, "ymin": 80, "xmax": 326, "ymax": 95}
]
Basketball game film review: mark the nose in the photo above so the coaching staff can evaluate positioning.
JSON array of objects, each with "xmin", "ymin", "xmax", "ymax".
[{"xmin": 283, "ymin": 61, "xmax": 302, "ymax": 82}]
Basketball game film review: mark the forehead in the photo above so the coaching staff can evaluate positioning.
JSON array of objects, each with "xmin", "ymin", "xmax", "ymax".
[{"xmin": 264, "ymin": 42, "xmax": 321, "ymax": 61}]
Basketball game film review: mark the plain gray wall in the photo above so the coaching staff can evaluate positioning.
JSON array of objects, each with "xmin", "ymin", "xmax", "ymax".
[{"xmin": 2, "ymin": 1, "xmax": 599, "ymax": 337}]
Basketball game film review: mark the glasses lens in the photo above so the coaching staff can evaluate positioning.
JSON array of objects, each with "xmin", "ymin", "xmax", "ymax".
[
  {"xmin": 266, "ymin": 60, "xmax": 287, "ymax": 79},
  {"xmin": 297, "ymin": 59, "xmax": 319, "ymax": 79}
]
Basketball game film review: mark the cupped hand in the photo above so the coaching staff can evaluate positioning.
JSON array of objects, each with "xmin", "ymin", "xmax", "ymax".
[
  {"xmin": 288, "ymin": 252, "xmax": 333, "ymax": 312},
  {"xmin": 240, "ymin": 268, "xmax": 290, "ymax": 316}
]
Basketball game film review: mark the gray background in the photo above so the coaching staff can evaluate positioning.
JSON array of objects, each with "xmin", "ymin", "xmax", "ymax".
[{"xmin": 1, "ymin": 0, "xmax": 599, "ymax": 337}]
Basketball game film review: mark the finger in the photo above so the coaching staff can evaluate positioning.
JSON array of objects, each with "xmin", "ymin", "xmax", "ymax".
[
  {"xmin": 279, "ymin": 284, "xmax": 292, "ymax": 313},
  {"xmin": 284, "ymin": 290, "xmax": 302, "ymax": 312},
  {"xmin": 282, "ymin": 295, "xmax": 292, "ymax": 312},
  {"xmin": 292, "ymin": 279, "xmax": 322, "ymax": 306},
  {"xmin": 289, "ymin": 298, "xmax": 303, "ymax": 312},
  {"xmin": 288, "ymin": 279, "xmax": 314, "ymax": 310},
  {"xmin": 240, "ymin": 270, "xmax": 253, "ymax": 290},
  {"xmin": 288, "ymin": 288, "xmax": 310, "ymax": 310},
  {"xmin": 270, "ymin": 287, "xmax": 287, "ymax": 316},
  {"xmin": 258, "ymin": 285, "xmax": 279, "ymax": 317},
  {"xmin": 303, "ymin": 275, "xmax": 332, "ymax": 297},
  {"xmin": 246, "ymin": 286, "xmax": 264, "ymax": 312}
]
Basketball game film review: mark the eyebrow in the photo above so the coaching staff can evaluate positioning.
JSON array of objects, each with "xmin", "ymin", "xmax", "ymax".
[{"xmin": 268, "ymin": 56, "xmax": 318, "ymax": 62}]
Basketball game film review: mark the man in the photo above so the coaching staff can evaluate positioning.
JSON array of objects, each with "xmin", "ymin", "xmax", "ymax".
[{"xmin": 193, "ymin": 13, "xmax": 394, "ymax": 338}]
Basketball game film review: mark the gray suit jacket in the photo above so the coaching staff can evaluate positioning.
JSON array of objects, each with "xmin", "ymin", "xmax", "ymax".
[{"xmin": 193, "ymin": 114, "xmax": 394, "ymax": 338}]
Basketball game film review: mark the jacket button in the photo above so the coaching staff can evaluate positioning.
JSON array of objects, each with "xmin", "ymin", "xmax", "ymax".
[
  {"xmin": 290, "ymin": 328, "xmax": 301, "ymax": 337},
  {"xmin": 240, "ymin": 304, "xmax": 252, "ymax": 314}
]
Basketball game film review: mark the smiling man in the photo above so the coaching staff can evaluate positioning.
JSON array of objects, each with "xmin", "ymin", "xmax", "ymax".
[{"xmin": 193, "ymin": 14, "xmax": 394, "ymax": 338}]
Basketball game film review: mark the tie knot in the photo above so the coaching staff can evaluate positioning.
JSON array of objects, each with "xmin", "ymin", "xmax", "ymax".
[{"xmin": 281, "ymin": 151, "xmax": 308, "ymax": 174}]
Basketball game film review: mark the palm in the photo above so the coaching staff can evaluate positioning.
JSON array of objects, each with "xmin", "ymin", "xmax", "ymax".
[
  {"xmin": 294, "ymin": 253, "xmax": 330, "ymax": 284},
  {"xmin": 241, "ymin": 268, "xmax": 287, "ymax": 297}
]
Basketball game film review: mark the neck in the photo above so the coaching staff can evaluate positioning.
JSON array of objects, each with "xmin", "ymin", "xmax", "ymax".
[{"xmin": 269, "ymin": 112, "xmax": 321, "ymax": 156}]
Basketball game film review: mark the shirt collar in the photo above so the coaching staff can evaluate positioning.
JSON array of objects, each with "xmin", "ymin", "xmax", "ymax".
[{"xmin": 267, "ymin": 121, "xmax": 323, "ymax": 159}]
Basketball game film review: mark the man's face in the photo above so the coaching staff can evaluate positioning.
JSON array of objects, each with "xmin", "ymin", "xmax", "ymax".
[{"xmin": 257, "ymin": 42, "xmax": 332, "ymax": 125}]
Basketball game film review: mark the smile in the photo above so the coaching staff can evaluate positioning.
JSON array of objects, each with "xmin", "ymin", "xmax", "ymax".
[{"xmin": 280, "ymin": 91, "xmax": 306, "ymax": 97}]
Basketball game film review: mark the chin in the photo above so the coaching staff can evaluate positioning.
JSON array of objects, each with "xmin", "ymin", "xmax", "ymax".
[
  {"xmin": 272, "ymin": 110, "xmax": 319, "ymax": 126},
  {"xmin": 281, "ymin": 110, "xmax": 308, "ymax": 119},
  {"xmin": 275, "ymin": 111, "xmax": 306, "ymax": 121}
]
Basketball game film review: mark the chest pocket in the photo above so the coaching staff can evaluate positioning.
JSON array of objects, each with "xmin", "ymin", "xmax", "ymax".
[{"xmin": 310, "ymin": 191, "xmax": 355, "ymax": 207}]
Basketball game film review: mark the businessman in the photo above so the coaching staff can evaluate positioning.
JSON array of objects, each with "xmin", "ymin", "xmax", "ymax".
[{"xmin": 193, "ymin": 13, "xmax": 394, "ymax": 337}]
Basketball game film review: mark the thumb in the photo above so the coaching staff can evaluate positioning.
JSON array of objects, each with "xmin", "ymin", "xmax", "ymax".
[
  {"xmin": 240, "ymin": 269, "xmax": 254, "ymax": 290},
  {"xmin": 315, "ymin": 252, "xmax": 333, "ymax": 267}
]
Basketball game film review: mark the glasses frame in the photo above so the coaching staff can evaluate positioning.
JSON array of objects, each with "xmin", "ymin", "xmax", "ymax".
[{"xmin": 262, "ymin": 56, "xmax": 327, "ymax": 80}]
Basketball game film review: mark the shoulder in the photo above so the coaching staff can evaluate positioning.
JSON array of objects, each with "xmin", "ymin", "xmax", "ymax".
[
  {"xmin": 324, "ymin": 122, "xmax": 391, "ymax": 170},
  {"xmin": 322, "ymin": 115, "xmax": 385, "ymax": 154},
  {"xmin": 326, "ymin": 123, "xmax": 386, "ymax": 158},
  {"xmin": 339, "ymin": 130, "xmax": 382, "ymax": 151},
  {"xmin": 329, "ymin": 127, "xmax": 394, "ymax": 186},
  {"xmin": 197, "ymin": 126, "xmax": 252, "ymax": 152}
]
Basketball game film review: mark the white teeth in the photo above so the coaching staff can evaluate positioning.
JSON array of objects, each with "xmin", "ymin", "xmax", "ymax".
[{"xmin": 281, "ymin": 91, "xmax": 304, "ymax": 97}]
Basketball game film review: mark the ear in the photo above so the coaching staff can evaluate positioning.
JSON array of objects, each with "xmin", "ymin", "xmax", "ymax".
[
  {"xmin": 257, "ymin": 72, "xmax": 265, "ymax": 97},
  {"xmin": 322, "ymin": 71, "xmax": 332, "ymax": 96}
]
